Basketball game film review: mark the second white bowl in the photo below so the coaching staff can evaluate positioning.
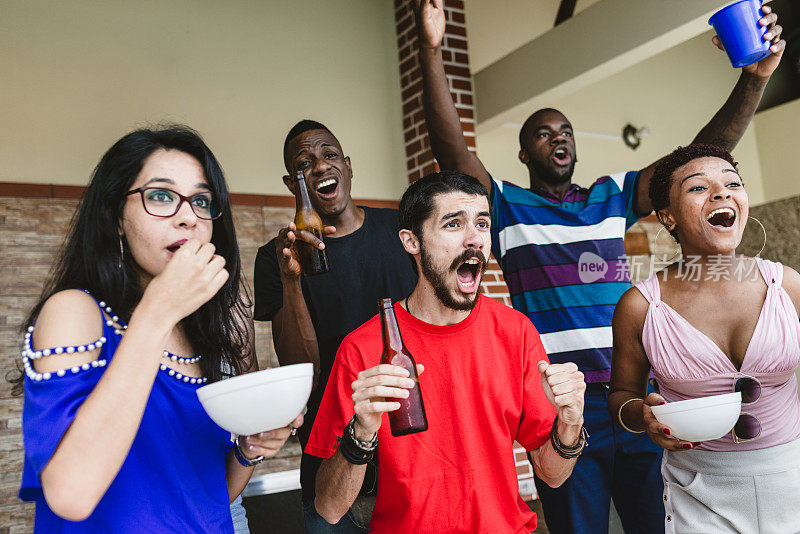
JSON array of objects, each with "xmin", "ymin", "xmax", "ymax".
[
  {"xmin": 197, "ymin": 363, "xmax": 313, "ymax": 436},
  {"xmin": 650, "ymin": 392, "xmax": 741, "ymax": 442}
]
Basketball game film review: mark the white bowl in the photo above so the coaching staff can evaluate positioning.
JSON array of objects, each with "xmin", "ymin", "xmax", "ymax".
[
  {"xmin": 197, "ymin": 363, "xmax": 312, "ymax": 436},
  {"xmin": 650, "ymin": 392, "xmax": 741, "ymax": 442}
]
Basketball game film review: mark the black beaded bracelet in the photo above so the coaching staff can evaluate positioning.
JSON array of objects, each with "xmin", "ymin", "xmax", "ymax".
[
  {"xmin": 338, "ymin": 416, "xmax": 378, "ymax": 465},
  {"xmin": 550, "ymin": 416, "xmax": 588, "ymax": 459}
]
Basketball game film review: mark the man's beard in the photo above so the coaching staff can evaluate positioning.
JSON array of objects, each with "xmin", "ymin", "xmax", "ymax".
[
  {"xmin": 419, "ymin": 244, "xmax": 487, "ymax": 311},
  {"xmin": 530, "ymin": 155, "xmax": 575, "ymax": 186}
]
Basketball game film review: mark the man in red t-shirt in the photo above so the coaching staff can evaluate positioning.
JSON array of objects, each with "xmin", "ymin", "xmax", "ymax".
[{"xmin": 306, "ymin": 171, "xmax": 587, "ymax": 533}]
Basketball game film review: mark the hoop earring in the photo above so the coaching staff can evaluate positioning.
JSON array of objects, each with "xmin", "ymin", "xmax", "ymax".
[
  {"xmin": 118, "ymin": 235, "xmax": 124, "ymax": 269},
  {"xmin": 653, "ymin": 225, "xmax": 680, "ymax": 263},
  {"xmin": 748, "ymin": 216, "xmax": 767, "ymax": 258}
]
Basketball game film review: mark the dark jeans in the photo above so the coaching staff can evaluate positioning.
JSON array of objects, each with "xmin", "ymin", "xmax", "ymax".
[
  {"xmin": 535, "ymin": 383, "xmax": 665, "ymax": 534},
  {"xmin": 303, "ymin": 500, "xmax": 369, "ymax": 534}
]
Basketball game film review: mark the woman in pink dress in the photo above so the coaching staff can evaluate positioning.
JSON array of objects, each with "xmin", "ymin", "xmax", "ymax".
[{"xmin": 609, "ymin": 144, "xmax": 800, "ymax": 533}]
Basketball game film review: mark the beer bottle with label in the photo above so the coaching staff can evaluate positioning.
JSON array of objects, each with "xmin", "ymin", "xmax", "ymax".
[
  {"xmin": 292, "ymin": 171, "xmax": 329, "ymax": 276},
  {"xmin": 379, "ymin": 298, "xmax": 427, "ymax": 436}
]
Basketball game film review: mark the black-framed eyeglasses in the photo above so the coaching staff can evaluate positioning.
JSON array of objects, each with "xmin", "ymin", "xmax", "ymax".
[{"xmin": 125, "ymin": 187, "xmax": 222, "ymax": 220}]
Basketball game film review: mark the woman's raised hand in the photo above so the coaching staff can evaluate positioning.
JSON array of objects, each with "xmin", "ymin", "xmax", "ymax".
[{"xmin": 143, "ymin": 238, "xmax": 229, "ymax": 324}]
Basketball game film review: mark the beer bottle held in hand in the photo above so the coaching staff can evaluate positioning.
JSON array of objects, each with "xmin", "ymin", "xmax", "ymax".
[
  {"xmin": 292, "ymin": 171, "xmax": 329, "ymax": 276},
  {"xmin": 379, "ymin": 298, "xmax": 427, "ymax": 436}
]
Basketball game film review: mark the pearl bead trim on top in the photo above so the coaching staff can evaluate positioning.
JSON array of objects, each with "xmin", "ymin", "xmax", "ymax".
[
  {"xmin": 23, "ymin": 327, "xmax": 107, "ymax": 360},
  {"xmin": 97, "ymin": 300, "xmax": 128, "ymax": 336},
  {"xmin": 99, "ymin": 300, "xmax": 207, "ymax": 384},
  {"xmin": 21, "ymin": 295, "xmax": 207, "ymax": 384},
  {"xmin": 22, "ymin": 326, "xmax": 108, "ymax": 382},
  {"xmin": 163, "ymin": 350, "xmax": 202, "ymax": 365},
  {"xmin": 158, "ymin": 364, "xmax": 206, "ymax": 384}
]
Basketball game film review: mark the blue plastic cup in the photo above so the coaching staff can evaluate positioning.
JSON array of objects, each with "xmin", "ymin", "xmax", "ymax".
[{"xmin": 709, "ymin": 0, "xmax": 771, "ymax": 68}]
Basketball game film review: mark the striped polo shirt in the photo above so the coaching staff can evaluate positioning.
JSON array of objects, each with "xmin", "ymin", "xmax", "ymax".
[{"xmin": 490, "ymin": 171, "xmax": 642, "ymax": 383}]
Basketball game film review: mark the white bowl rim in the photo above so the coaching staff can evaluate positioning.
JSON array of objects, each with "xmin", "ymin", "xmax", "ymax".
[
  {"xmin": 650, "ymin": 392, "xmax": 741, "ymax": 415},
  {"xmin": 197, "ymin": 363, "xmax": 313, "ymax": 401}
]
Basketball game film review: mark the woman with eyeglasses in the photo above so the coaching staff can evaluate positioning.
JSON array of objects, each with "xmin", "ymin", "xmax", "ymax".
[
  {"xmin": 608, "ymin": 144, "xmax": 800, "ymax": 533},
  {"xmin": 16, "ymin": 126, "xmax": 302, "ymax": 533}
]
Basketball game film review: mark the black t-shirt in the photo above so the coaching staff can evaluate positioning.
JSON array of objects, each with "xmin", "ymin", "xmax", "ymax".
[{"xmin": 253, "ymin": 206, "xmax": 417, "ymax": 502}]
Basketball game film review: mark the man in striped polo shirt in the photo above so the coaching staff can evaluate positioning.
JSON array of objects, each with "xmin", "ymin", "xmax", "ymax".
[
  {"xmin": 491, "ymin": 160, "xmax": 639, "ymax": 383},
  {"xmin": 414, "ymin": 1, "xmax": 785, "ymax": 532}
]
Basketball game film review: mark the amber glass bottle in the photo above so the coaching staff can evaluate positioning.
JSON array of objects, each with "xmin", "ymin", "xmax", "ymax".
[
  {"xmin": 292, "ymin": 171, "xmax": 329, "ymax": 275},
  {"xmin": 379, "ymin": 298, "xmax": 427, "ymax": 436}
]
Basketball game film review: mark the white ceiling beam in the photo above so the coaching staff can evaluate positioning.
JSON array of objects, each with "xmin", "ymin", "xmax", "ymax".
[{"xmin": 473, "ymin": 0, "xmax": 751, "ymax": 133}]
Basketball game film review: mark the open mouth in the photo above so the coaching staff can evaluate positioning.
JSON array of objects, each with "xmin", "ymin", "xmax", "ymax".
[
  {"xmin": 166, "ymin": 239, "xmax": 187, "ymax": 253},
  {"xmin": 706, "ymin": 207, "xmax": 736, "ymax": 228},
  {"xmin": 456, "ymin": 258, "xmax": 482, "ymax": 292},
  {"xmin": 315, "ymin": 178, "xmax": 338, "ymax": 198},
  {"xmin": 552, "ymin": 146, "xmax": 571, "ymax": 166}
]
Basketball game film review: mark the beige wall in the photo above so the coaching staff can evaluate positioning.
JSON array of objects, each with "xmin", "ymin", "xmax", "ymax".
[
  {"xmin": 1, "ymin": 1, "xmax": 407, "ymax": 199},
  {"xmin": 473, "ymin": 30, "xmax": 769, "ymax": 205},
  {"xmin": 754, "ymin": 98, "xmax": 800, "ymax": 202}
]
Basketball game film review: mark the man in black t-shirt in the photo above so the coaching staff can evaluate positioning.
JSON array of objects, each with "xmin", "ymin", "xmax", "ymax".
[{"xmin": 253, "ymin": 120, "xmax": 416, "ymax": 533}]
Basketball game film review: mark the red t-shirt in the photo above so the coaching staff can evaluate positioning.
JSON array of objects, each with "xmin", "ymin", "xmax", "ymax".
[{"xmin": 306, "ymin": 296, "xmax": 556, "ymax": 533}]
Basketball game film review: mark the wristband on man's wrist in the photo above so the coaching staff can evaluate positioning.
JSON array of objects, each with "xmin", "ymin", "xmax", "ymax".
[
  {"xmin": 549, "ymin": 415, "xmax": 588, "ymax": 459},
  {"xmin": 234, "ymin": 435, "xmax": 265, "ymax": 467},
  {"xmin": 338, "ymin": 415, "xmax": 378, "ymax": 465}
]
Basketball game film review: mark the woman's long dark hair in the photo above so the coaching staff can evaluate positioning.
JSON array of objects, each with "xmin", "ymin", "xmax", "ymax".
[{"xmin": 15, "ymin": 125, "xmax": 251, "ymax": 392}]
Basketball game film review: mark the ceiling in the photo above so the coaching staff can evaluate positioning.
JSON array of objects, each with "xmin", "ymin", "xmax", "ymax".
[{"xmin": 464, "ymin": 0, "xmax": 603, "ymax": 72}]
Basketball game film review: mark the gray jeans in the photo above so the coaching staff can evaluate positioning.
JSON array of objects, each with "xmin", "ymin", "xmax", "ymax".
[{"xmin": 231, "ymin": 493, "xmax": 250, "ymax": 534}]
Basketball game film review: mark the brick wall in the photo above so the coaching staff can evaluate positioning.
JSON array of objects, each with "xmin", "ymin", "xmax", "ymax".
[
  {"xmin": 393, "ymin": 0, "xmax": 541, "ymax": 501},
  {"xmin": 393, "ymin": 0, "xmax": 542, "ymax": 500},
  {"xmin": 395, "ymin": 0, "xmax": 476, "ymax": 183}
]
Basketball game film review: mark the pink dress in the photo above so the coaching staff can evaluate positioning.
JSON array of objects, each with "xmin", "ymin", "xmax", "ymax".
[{"xmin": 635, "ymin": 258, "xmax": 800, "ymax": 451}]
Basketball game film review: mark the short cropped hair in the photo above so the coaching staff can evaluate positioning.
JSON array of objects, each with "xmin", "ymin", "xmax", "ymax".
[
  {"xmin": 519, "ymin": 108, "xmax": 566, "ymax": 149},
  {"xmin": 282, "ymin": 119, "xmax": 332, "ymax": 172},
  {"xmin": 649, "ymin": 143, "xmax": 738, "ymax": 242},
  {"xmin": 399, "ymin": 170, "xmax": 490, "ymax": 240}
]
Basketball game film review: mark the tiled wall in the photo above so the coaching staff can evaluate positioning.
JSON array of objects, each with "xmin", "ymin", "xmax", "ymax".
[
  {"xmin": 4, "ymin": 194, "xmax": 796, "ymax": 530},
  {"xmin": 0, "ymin": 196, "xmax": 294, "ymax": 532},
  {"xmin": 2, "ymin": 197, "xmax": 81, "ymax": 533},
  {"xmin": 744, "ymin": 196, "xmax": 800, "ymax": 273},
  {"xmin": 0, "ymin": 193, "xmax": 535, "ymax": 529}
]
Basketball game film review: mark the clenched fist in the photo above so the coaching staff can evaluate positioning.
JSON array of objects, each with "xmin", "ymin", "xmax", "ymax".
[{"xmin": 538, "ymin": 361, "xmax": 585, "ymax": 427}]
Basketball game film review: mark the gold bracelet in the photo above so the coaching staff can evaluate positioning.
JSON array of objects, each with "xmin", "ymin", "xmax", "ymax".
[{"xmin": 618, "ymin": 398, "xmax": 645, "ymax": 434}]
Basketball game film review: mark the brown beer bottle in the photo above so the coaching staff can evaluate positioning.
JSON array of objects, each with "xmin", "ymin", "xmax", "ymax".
[
  {"xmin": 292, "ymin": 171, "xmax": 329, "ymax": 276},
  {"xmin": 379, "ymin": 298, "xmax": 428, "ymax": 436}
]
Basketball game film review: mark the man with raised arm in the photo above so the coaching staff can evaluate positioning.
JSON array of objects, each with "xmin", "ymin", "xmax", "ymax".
[
  {"xmin": 254, "ymin": 120, "xmax": 417, "ymax": 532},
  {"xmin": 414, "ymin": 1, "xmax": 785, "ymax": 532},
  {"xmin": 309, "ymin": 171, "xmax": 587, "ymax": 533}
]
